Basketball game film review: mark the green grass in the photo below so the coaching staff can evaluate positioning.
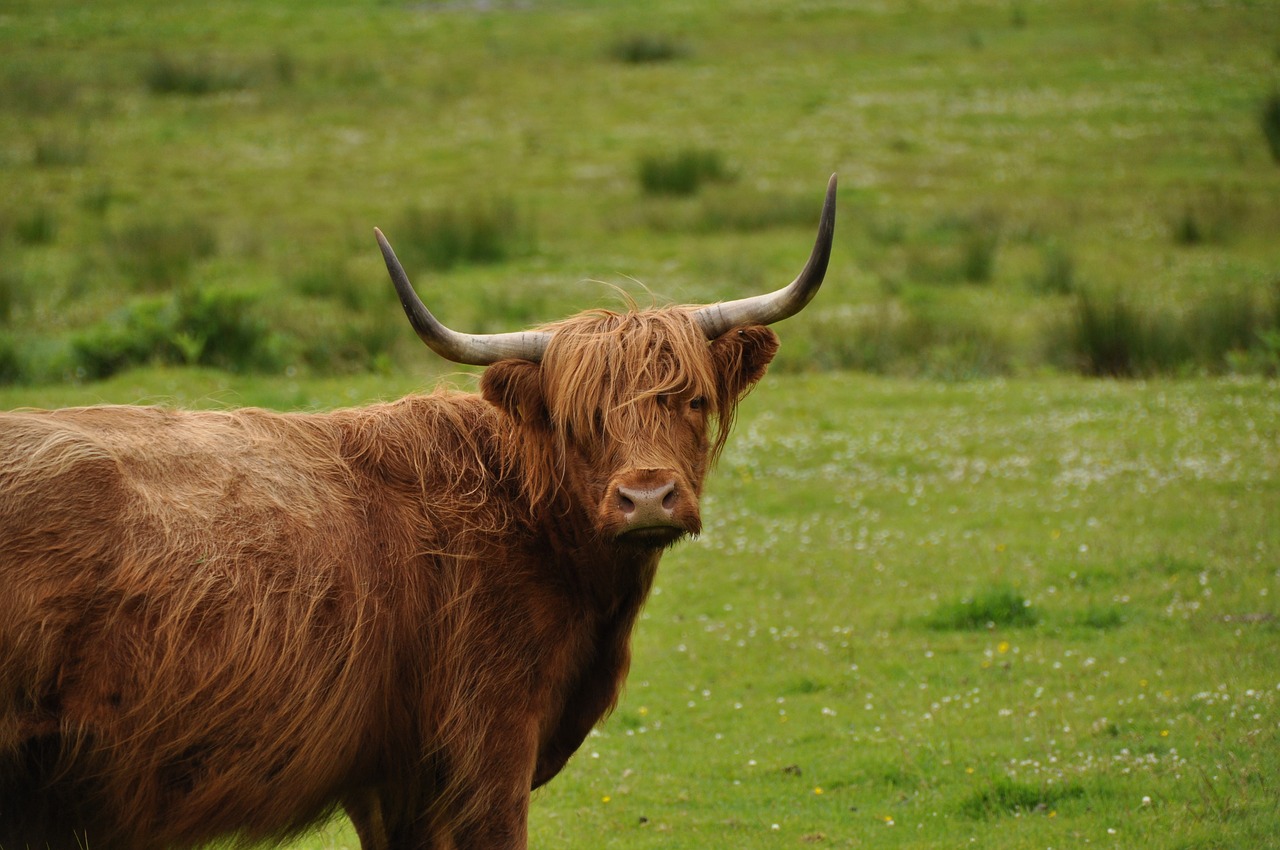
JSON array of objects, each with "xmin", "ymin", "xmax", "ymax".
[
  {"xmin": 926, "ymin": 585, "xmax": 1039, "ymax": 631},
  {"xmin": 637, "ymin": 148, "xmax": 733, "ymax": 197},
  {"xmin": 1068, "ymin": 285, "xmax": 1280, "ymax": 377},
  {"xmin": 3, "ymin": 370, "xmax": 1276, "ymax": 849},
  {"xmin": 391, "ymin": 196, "xmax": 534, "ymax": 271},
  {"xmin": 956, "ymin": 776, "xmax": 1085, "ymax": 819},
  {"xmin": 607, "ymin": 33, "xmax": 689, "ymax": 66},
  {"xmin": 1, "ymin": 0, "xmax": 1278, "ymax": 382},
  {"xmin": 1261, "ymin": 91, "xmax": 1280, "ymax": 164}
]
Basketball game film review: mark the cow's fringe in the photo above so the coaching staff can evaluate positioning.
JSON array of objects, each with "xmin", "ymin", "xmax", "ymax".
[{"xmin": 540, "ymin": 306, "xmax": 732, "ymax": 460}]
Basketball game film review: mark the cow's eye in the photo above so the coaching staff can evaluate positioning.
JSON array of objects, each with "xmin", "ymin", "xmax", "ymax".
[{"xmin": 689, "ymin": 396, "xmax": 706, "ymax": 412}]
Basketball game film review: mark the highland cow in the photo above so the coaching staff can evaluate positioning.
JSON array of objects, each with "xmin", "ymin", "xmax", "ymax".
[{"xmin": 0, "ymin": 176, "xmax": 836, "ymax": 850}]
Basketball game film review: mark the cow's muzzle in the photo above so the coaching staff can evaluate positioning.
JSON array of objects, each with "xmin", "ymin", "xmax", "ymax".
[{"xmin": 603, "ymin": 469, "xmax": 699, "ymax": 547}]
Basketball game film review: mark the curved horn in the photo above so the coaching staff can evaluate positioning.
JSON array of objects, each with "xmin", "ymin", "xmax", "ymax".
[
  {"xmin": 375, "ymin": 228, "xmax": 551, "ymax": 365},
  {"xmin": 693, "ymin": 173, "xmax": 837, "ymax": 339}
]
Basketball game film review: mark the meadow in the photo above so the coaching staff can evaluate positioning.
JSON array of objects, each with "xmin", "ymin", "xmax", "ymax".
[
  {"xmin": 3, "ymin": 0, "xmax": 1280, "ymax": 381},
  {"xmin": 2, "ymin": 368, "xmax": 1275, "ymax": 849},
  {"xmin": 2, "ymin": 0, "xmax": 1279, "ymax": 847}
]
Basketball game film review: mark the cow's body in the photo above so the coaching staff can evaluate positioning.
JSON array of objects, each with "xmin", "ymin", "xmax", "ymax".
[
  {"xmin": 0, "ymin": 176, "xmax": 835, "ymax": 849},
  {"xmin": 1, "ymin": 393, "xmax": 654, "ymax": 848}
]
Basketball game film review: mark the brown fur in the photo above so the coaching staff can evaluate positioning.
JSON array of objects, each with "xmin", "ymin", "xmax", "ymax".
[{"xmin": 0, "ymin": 306, "xmax": 779, "ymax": 850}]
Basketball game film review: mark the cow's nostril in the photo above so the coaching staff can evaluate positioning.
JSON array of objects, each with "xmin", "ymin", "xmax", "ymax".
[
  {"xmin": 610, "ymin": 475, "xmax": 692, "ymax": 545},
  {"xmin": 616, "ymin": 480, "xmax": 679, "ymax": 523}
]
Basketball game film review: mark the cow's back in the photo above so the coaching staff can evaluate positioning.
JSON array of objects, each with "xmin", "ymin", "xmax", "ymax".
[{"xmin": 0, "ymin": 405, "xmax": 398, "ymax": 848}]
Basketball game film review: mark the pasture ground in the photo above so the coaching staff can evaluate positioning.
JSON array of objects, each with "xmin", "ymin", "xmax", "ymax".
[{"xmin": 5, "ymin": 369, "xmax": 1276, "ymax": 849}]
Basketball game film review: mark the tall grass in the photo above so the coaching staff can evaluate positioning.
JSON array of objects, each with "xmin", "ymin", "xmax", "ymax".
[
  {"xmin": 1069, "ymin": 290, "xmax": 1185, "ymax": 377},
  {"xmin": 0, "ymin": 335, "xmax": 20, "ymax": 382},
  {"xmin": 71, "ymin": 287, "xmax": 283, "ymax": 380},
  {"xmin": 33, "ymin": 136, "xmax": 88, "ymax": 168},
  {"xmin": 637, "ymin": 148, "xmax": 732, "ymax": 196},
  {"xmin": 1188, "ymin": 286, "xmax": 1275, "ymax": 368},
  {"xmin": 608, "ymin": 34, "xmax": 689, "ymax": 64},
  {"xmin": 1034, "ymin": 241, "xmax": 1076, "ymax": 295},
  {"xmin": 113, "ymin": 218, "xmax": 218, "ymax": 290},
  {"xmin": 1170, "ymin": 189, "xmax": 1247, "ymax": 246},
  {"xmin": 289, "ymin": 263, "xmax": 378, "ymax": 312},
  {"xmin": 780, "ymin": 300, "xmax": 1012, "ymax": 379},
  {"xmin": 392, "ymin": 198, "xmax": 532, "ymax": 271},
  {"xmin": 960, "ymin": 225, "xmax": 1000, "ymax": 283},
  {"xmin": 1262, "ymin": 91, "xmax": 1280, "ymax": 164},
  {"xmin": 289, "ymin": 268, "xmax": 403, "ymax": 375},
  {"xmin": 0, "ymin": 269, "xmax": 19, "ymax": 326},
  {"xmin": 900, "ymin": 211, "xmax": 1002, "ymax": 286},
  {"xmin": 1068, "ymin": 286, "xmax": 1280, "ymax": 377},
  {"xmin": 144, "ymin": 53, "xmax": 250, "ymax": 96},
  {"xmin": 80, "ymin": 182, "xmax": 115, "ymax": 217},
  {"xmin": 926, "ymin": 585, "xmax": 1039, "ymax": 631},
  {"xmin": 12, "ymin": 207, "xmax": 58, "ymax": 246},
  {"xmin": 142, "ymin": 50, "xmax": 297, "ymax": 96},
  {"xmin": 958, "ymin": 777, "xmax": 1085, "ymax": 819}
]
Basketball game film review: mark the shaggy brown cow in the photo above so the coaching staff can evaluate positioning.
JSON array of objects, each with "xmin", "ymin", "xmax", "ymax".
[{"xmin": 0, "ymin": 176, "xmax": 836, "ymax": 850}]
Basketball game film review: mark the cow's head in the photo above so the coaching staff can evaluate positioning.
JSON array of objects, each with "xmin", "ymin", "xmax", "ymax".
[{"xmin": 376, "ymin": 175, "xmax": 836, "ymax": 548}]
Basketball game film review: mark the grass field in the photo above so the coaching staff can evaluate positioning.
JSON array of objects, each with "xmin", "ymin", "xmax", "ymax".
[
  {"xmin": 2, "ymin": 0, "xmax": 1280, "ymax": 847},
  {"xmin": 3, "ymin": 369, "xmax": 1277, "ymax": 849},
  {"xmin": 3, "ymin": 0, "xmax": 1280, "ymax": 380}
]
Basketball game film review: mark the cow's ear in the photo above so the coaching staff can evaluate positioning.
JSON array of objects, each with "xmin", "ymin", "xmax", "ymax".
[
  {"xmin": 709, "ymin": 325, "xmax": 780, "ymax": 403},
  {"xmin": 481, "ymin": 359, "xmax": 549, "ymax": 427}
]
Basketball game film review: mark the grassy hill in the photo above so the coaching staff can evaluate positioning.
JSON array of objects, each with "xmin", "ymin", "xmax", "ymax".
[{"xmin": 2, "ymin": 0, "xmax": 1279, "ymax": 383}]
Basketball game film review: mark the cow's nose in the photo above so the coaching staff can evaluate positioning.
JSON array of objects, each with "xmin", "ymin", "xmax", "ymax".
[{"xmin": 615, "ymin": 479, "xmax": 678, "ymax": 527}]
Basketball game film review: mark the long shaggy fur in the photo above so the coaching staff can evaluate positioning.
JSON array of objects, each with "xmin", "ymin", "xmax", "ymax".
[{"xmin": 0, "ymin": 307, "xmax": 778, "ymax": 850}]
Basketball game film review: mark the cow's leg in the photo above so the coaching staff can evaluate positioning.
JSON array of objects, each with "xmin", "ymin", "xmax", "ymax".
[
  {"xmin": 451, "ymin": 726, "xmax": 539, "ymax": 850},
  {"xmin": 348, "ymin": 784, "xmax": 455, "ymax": 850},
  {"xmin": 451, "ymin": 788, "xmax": 530, "ymax": 850},
  {"xmin": 344, "ymin": 788, "xmax": 388, "ymax": 850}
]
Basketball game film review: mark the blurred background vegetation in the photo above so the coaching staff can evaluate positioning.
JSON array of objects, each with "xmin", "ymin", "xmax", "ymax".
[{"xmin": 1, "ymin": 0, "xmax": 1278, "ymax": 386}]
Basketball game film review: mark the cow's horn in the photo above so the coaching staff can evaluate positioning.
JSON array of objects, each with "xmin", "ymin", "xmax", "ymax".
[
  {"xmin": 693, "ymin": 173, "xmax": 837, "ymax": 339},
  {"xmin": 375, "ymin": 228, "xmax": 551, "ymax": 365}
]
